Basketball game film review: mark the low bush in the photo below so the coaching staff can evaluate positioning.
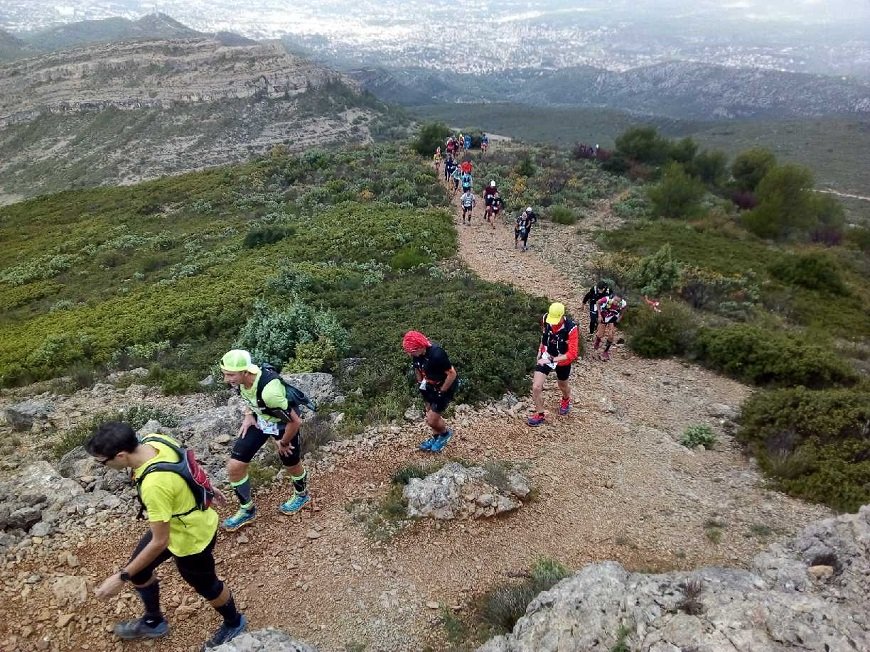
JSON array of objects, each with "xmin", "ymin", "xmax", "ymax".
[
  {"xmin": 236, "ymin": 299, "xmax": 350, "ymax": 370},
  {"xmin": 624, "ymin": 300, "xmax": 699, "ymax": 358},
  {"xmin": 547, "ymin": 206, "xmax": 578, "ymax": 225},
  {"xmin": 695, "ymin": 325, "xmax": 858, "ymax": 388},
  {"xmin": 680, "ymin": 424, "xmax": 716, "ymax": 449},
  {"xmin": 479, "ymin": 558, "xmax": 571, "ymax": 633},
  {"xmin": 243, "ymin": 225, "xmax": 294, "ymax": 248},
  {"xmin": 738, "ymin": 386, "xmax": 870, "ymax": 511},
  {"xmin": 630, "ymin": 243, "xmax": 682, "ymax": 297},
  {"xmin": 768, "ymin": 252, "xmax": 848, "ymax": 295}
]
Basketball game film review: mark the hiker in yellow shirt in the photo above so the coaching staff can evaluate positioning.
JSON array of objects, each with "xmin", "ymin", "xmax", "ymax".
[{"xmin": 87, "ymin": 422, "xmax": 246, "ymax": 648}]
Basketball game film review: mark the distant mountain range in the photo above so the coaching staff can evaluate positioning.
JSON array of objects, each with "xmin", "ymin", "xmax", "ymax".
[
  {"xmin": 349, "ymin": 63, "xmax": 870, "ymax": 121},
  {"xmin": 0, "ymin": 13, "xmax": 256, "ymax": 62}
]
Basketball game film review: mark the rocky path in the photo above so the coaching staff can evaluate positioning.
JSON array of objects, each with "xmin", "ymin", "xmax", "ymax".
[{"xmin": 0, "ymin": 149, "xmax": 832, "ymax": 652}]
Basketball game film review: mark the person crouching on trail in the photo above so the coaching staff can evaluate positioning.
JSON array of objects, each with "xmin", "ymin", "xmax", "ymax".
[
  {"xmin": 594, "ymin": 295, "xmax": 627, "ymax": 361},
  {"xmin": 87, "ymin": 422, "xmax": 247, "ymax": 648},
  {"xmin": 528, "ymin": 302, "xmax": 579, "ymax": 427},
  {"xmin": 403, "ymin": 331, "xmax": 457, "ymax": 453},
  {"xmin": 219, "ymin": 349, "xmax": 310, "ymax": 531}
]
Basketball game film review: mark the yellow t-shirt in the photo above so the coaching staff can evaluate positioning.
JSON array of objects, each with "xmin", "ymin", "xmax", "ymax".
[{"xmin": 135, "ymin": 435, "xmax": 218, "ymax": 557}]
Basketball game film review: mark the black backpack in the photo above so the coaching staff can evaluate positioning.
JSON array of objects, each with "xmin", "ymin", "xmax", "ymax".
[
  {"xmin": 254, "ymin": 363, "xmax": 317, "ymax": 422},
  {"xmin": 136, "ymin": 435, "xmax": 216, "ymax": 519}
]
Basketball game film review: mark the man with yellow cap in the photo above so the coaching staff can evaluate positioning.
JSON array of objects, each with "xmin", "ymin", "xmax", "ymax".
[
  {"xmin": 528, "ymin": 302, "xmax": 579, "ymax": 426},
  {"xmin": 219, "ymin": 349, "xmax": 310, "ymax": 531}
]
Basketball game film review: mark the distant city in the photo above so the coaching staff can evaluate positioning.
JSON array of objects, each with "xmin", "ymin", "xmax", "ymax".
[{"xmin": 1, "ymin": 0, "xmax": 869, "ymax": 78}]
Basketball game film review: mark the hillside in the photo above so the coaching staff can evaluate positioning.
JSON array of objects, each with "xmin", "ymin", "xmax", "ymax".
[
  {"xmin": 0, "ymin": 38, "xmax": 405, "ymax": 200},
  {"xmin": 350, "ymin": 61, "xmax": 870, "ymax": 120},
  {"xmin": 0, "ymin": 139, "xmax": 853, "ymax": 651},
  {"xmin": 15, "ymin": 13, "xmax": 201, "ymax": 54},
  {"xmin": 411, "ymin": 104, "xmax": 870, "ymax": 213}
]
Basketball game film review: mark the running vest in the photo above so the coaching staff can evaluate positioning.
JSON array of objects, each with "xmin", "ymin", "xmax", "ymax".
[{"xmin": 541, "ymin": 316, "xmax": 577, "ymax": 358}]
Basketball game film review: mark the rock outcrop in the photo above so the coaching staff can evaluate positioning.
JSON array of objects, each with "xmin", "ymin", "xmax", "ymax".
[
  {"xmin": 211, "ymin": 628, "xmax": 317, "ymax": 651},
  {"xmin": 404, "ymin": 462, "xmax": 531, "ymax": 520},
  {"xmin": 479, "ymin": 505, "xmax": 870, "ymax": 651}
]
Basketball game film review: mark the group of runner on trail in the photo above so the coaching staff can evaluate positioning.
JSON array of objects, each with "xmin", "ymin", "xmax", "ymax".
[{"xmin": 81, "ymin": 132, "xmax": 627, "ymax": 651}]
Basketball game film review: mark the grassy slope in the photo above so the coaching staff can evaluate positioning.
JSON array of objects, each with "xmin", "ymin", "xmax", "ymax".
[{"xmin": 0, "ymin": 145, "xmax": 542, "ymax": 425}]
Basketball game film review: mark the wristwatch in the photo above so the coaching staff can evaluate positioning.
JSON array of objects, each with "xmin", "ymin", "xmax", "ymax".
[{"xmin": 119, "ymin": 569, "xmax": 130, "ymax": 582}]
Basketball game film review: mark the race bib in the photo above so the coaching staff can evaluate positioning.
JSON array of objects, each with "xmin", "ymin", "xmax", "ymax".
[{"xmin": 257, "ymin": 416, "xmax": 279, "ymax": 435}]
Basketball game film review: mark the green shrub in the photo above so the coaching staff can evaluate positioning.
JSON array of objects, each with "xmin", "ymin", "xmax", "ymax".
[
  {"xmin": 548, "ymin": 206, "xmax": 578, "ymax": 225},
  {"xmin": 391, "ymin": 462, "xmax": 443, "ymax": 485},
  {"xmin": 624, "ymin": 300, "xmax": 698, "ymax": 358},
  {"xmin": 695, "ymin": 325, "xmax": 858, "ymax": 388},
  {"xmin": 243, "ymin": 225, "xmax": 294, "ymax": 248},
  {"xmin": 738, "ymin": 387, "xmax": 870, "ymax": 511},
  {"xmin": 630, "ymin": 243, "xmax": 683, "ymax": 296},
  {"xmin": 647, "ymin": 162, "xmax": 705, "ymax": 219},
  {"xmin": 680, "ymin": 424, "xmax": 716, "ymax": 449},
  {"xmin": 390, "ymin": 246, "xmax": 430, "ymax": 270},
  {"xmin": 412, "ymin": 122, "xmax": 451, "ymax": 156},
  {"xmin": 768, "ymin": 252, "xmax": 848, "ymax": 295},
  {"xmin": 236, "ymin": 298, "xmax": 349, "ymax": 369},
  {"xmin": 479, "ymin": 558, "xmax": 571, "ymax": 633}
]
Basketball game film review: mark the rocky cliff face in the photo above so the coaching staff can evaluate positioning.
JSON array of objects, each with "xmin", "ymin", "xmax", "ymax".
[
  {"xmin": 0, "ymin": 39, "xmax": 342, "ymax": 127},
  {"xmin": 0, "ymin": 38, "xmax": 394, "ymax": 199},
  {"xmin": 479, "ymin": 505, "xmax": 870, "ymax": 651}
]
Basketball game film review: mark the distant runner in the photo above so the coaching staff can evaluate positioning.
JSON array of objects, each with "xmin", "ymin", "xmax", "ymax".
[
  {"xmin": 582, "ymin": 280, "xmax": 612, "ymax": 337},
  {"xmin": 460, "ymin": 189, "xmax": 476, "ymax": 224}
]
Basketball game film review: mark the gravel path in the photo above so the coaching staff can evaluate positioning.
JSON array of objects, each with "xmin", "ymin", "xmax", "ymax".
[{"xmin": 0, "ymin": 145, "xmax": 832, "ymax": 652}]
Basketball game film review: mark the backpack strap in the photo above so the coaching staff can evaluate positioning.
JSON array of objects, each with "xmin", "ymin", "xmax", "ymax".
[{"xmin": 135, "ymin": 436, "xmax": 198, "ymax": 519}]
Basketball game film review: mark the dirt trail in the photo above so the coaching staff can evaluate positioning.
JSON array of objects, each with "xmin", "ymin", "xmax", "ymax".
[{"xmin": 1, "ymin": 145, "xmax": 831, "ymax": 652}]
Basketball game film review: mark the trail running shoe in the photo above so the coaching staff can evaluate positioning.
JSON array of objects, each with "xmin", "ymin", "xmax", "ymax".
[
  {"xmin": 429, "ymin": 430, "xmax": 453, "ymax": 453},
  {"xmin": 419, "ymin": 436, "xmax": 437, "ymax": 451},
  {"xmin": 527, "ymin": 413, "xmax": 545, "ymax": 427},
  {"xmin": 114, "ymin": 618, "xmax": 169, "ymax": 640},
  {"xmin": 222, "ymin": 507, "xmax": 256, "ymax": 531},
  {"xmin": 279, "ymin": 492, "xmax": 311, "ymax": 515},
  {"xmin": 203, "ymin": 614, "xmax": 248, "ymax": 649},
  {"xmin": 559, "ymin": 398, "xmax": 571, "ymax": 415}
]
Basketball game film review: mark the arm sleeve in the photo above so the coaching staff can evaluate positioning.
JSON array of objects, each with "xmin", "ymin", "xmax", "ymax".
[
  {"xmin": 582, "ymin": 287, "xmax": 593, "ymax": 304},
  {"xmin": 539, "ymin": 317, "xmax": 547, "ymax": 353},
  {"xmin": 565, "ymin": 326, "xmax": 579, "ymax": 363}
]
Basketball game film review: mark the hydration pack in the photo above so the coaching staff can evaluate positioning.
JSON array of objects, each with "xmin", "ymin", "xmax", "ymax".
[
  {"xmin": 254, "ymin": 363, "xmax": 317, "ymax": 421},
  {"xmin": 136, "ymin": 435, "xmax": 216, "ymax": 519}
]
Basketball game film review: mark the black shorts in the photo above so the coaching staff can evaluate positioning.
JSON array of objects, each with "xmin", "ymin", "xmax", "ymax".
[
  {"xmin": 420, "ymin": 384, "xmax": 456, "ymax": 414},
  {"xmin": 231, "ymin": 420, "xmax": 302, "ymax": 467},
  {"xmin": 535, "ymin": 364, "xmax": 571, "ymax": 381},
  {"xmin": 462, "ymin": 205, "xmax": 472, "ymax": 213},
  {"xmin": 128, "ymin": 531, "xmax": 223, "ymax": 601},
  {"xmin": 485, "ymin": 196, "xmax": 493, "ymax": 206},
  {"xmin": 453, "ymin": 178, "xmax": 460, "ymax": 188}
]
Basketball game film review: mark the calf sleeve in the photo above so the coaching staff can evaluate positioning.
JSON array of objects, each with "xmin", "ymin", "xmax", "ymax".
[
  {"xmin": 230, "ymin": 475, "xmax": 253, "ymax": 509},
  {"xmin": 291, "ymin": 470, "xmax": 308, "ymax": 495}
]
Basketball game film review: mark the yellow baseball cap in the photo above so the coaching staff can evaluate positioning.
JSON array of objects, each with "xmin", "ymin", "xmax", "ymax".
[
  {"xmin": 220, "ymin": 349, "xmax": 258, "ymax": 373},
  {"xmin": 545, "ymin": 302, "xmax": 565, "ymax": 325}
]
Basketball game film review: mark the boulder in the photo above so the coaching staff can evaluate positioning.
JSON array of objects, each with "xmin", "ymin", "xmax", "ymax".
[
  {"xmin": 58, "ymin": 446, "xmax": 128, "ymax": 493},
  {"xmin": 479, "ymin": 506, "xmax": 870, "ymax": 652},
  {"xmin": 4, "ymin": 400, "xmax": 53, "ymax": 431},
  {"xmin": 280, "ymin": 372, "xmax": 340, "ymax": 407},
  {"xmin": 707, "ymin": 403, "xmax": 739, "ymax": 421},
  {"xmin": 404, "ymin": 462, "xmax": 530, "ymax": 520},
  {"xmin": 0, "ymin": 506, "xmax": 42, "ymax": 532},
  {"xmin": 51, "ymin": 575, "xmax": 88, "ymax": 607},
  {"xmin": 210, "ymin": 628, "xmax": 318, "ymax": 651}
]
